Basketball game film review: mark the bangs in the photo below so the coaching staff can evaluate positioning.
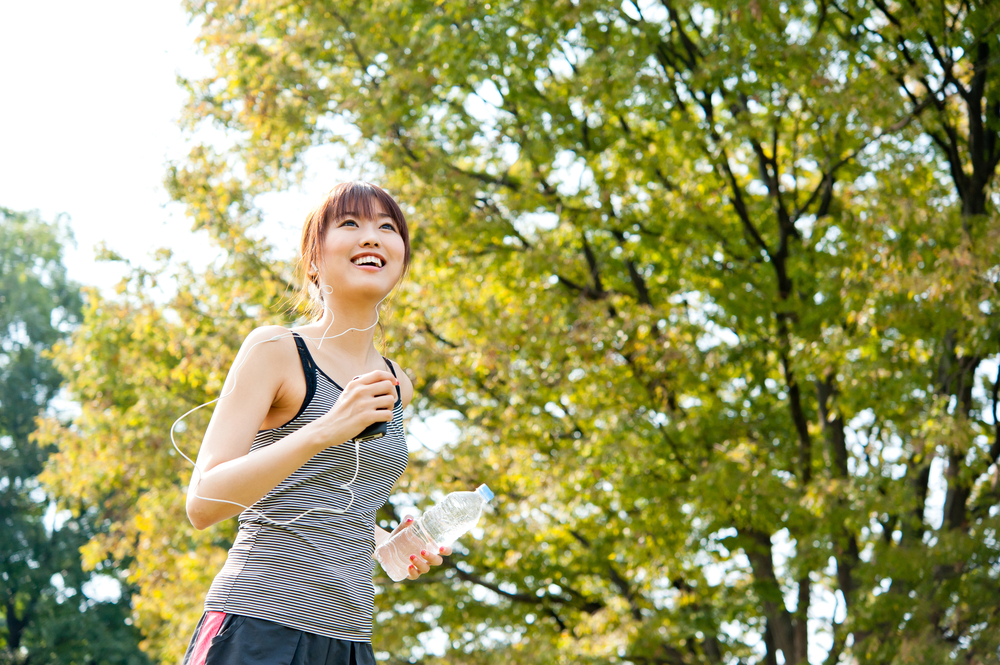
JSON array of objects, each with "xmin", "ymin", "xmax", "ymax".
[
  {"xmin": 323, "ymin": 182, "xmax": 406, "ymax": 233},
  {"xmin": 297, "ymin": 181, "xmax": 412, "ymax": 319}
]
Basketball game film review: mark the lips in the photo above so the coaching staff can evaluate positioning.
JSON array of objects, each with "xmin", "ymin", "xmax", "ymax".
[{"xmin": 351, "ymin": 253, "xmax": 385, "ymax": 269}]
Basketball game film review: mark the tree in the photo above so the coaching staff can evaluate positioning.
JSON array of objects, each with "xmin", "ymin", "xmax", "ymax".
[
  {"xmin": 41, "ymin": 1, "xmax": 1000, "ymax": 663},
  {"xmin": 36, "ymin": 248, "xmax": 292, "ymax": 665},
  {"xmin": 0, "ymin": 208, "xmax": 149, "ymax": 665}
]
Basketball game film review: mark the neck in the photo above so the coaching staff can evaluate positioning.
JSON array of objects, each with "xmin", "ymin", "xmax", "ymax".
[{"xmin": 308, "ymin": 296, "xmax": 383, "ymax": 359}]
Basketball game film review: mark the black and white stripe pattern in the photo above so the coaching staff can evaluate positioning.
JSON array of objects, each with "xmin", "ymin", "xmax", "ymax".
[{"xmin": 204, "ymin": 335, "xmax": 409, "ymax": 642}]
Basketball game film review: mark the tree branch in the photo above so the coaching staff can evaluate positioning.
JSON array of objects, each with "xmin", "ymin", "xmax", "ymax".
[
  {"xmin": 422, "ymin": 318, "xmax": 459, "ymax": 349},
  {"xmin": 743, "ymin": 530, "xmax": 797, "ymax": 662},
  {"xmin": 440, "ymin": 559, "xmax": 598, "ymax": 612},
  {"xmin": 717, "ymin": 152, "xmax": 772, "ymax": 258},
  {"xmin": 780, "ymin": 349, "xmax": 813, "ymax": 485}
]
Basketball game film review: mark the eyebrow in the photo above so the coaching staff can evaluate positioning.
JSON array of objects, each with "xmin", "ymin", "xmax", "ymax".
[{"xmin": 338, "ymin": 210, "xmax": 394, "ymax": 220}]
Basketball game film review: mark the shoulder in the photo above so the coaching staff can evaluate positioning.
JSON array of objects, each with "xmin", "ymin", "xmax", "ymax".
[
  {"xmin": 384, "ymin": 358, "xmax": 414, "ymax": 409},
  {"xmin": 215, "ymin": 325, "xmax": 301, "ymax": 405},
  {"xmin": 232, "ymin": 325, "xmax": 299, "ymax": 373},
  {"xmin": 241, "ymin": 325, "xmax": 297, "ymax": 351}
]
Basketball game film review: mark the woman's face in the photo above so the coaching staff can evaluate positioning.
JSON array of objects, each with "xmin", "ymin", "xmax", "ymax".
[{"xmin": 317, "ymin": 201, "xmax": 406, "ymax": 301}]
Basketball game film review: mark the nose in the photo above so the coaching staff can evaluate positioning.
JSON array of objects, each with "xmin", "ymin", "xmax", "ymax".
[{"xmin": 360, "ymin": 224, "xmax": 380, "ymax": 247}]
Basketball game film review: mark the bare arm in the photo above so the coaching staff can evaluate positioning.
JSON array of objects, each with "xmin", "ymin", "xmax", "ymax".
[{"xmin": 185, "ymin": 327, "xmax": 398, "ymax": 529}]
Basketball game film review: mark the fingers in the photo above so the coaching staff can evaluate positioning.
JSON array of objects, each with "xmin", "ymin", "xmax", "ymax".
[
  {"xmin": 365, "ymin": 390, "xmax": 396, "ymax": 423},
  {"xmin": 345, "ymin": 377, "xmax": 397, "ymax": 424},
  {"xmin": 354, "ymin": 380, "xmax": 398, "ymax": 402},
  {"xmin": 408, "ymin": 553, "xmax": 430, "ymax": 576},
  {"xmin": 419, "ymin": 548, "xmax": 443, "ymax": 566},
  {"xmin": 360, "ymin": 395, "xmax": 395, "ymax": 425},
  {"xmin": 349, "ymin": 370, "xmax": 398, "ymax": 386},
  {"xmin": 406, "ymin": 545, "xmax": 450, "ymax": 580}
]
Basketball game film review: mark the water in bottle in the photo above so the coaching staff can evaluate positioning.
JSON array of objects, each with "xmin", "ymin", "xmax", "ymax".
[{"xmin": 375, "ymin": 484, "xmax": 494, "ymax": 581}]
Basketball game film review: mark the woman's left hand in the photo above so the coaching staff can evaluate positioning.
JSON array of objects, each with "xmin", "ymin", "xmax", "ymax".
[
  {"xmin": 406, "ymin": 543, "xmax": 452, "ymax": 580},
  {"xmin": 380, "ymin": 517, "xmax": 452, "ymax": 580}
]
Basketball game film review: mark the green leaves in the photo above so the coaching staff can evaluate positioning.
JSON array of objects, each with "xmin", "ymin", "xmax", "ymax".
[
  {"xmin": 36, "ymin": 1, "xmax": 1000, "ymax": 663},
  {"xmin": 0, "ymin": 209, "xmax": 149, "ymax": 665}
]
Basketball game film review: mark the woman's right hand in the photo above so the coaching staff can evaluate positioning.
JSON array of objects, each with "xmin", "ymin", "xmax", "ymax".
[{"xmin": 317, "ymin": 370, "xmax": 398, "ymax": 446}]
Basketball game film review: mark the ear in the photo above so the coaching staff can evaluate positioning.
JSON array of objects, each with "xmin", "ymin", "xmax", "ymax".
[{"xmin": 307, "ymin": 261, "xmax": 321, "ymax": 283}]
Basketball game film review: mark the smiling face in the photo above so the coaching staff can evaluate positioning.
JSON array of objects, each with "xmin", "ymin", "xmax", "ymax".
[
  {"xmin": 318, "ymin": 204, "xmax": 406, "ymax": 299},
  {"xmin": 298, "ymin": 182, "xmax": 411, "ymax": 317}
]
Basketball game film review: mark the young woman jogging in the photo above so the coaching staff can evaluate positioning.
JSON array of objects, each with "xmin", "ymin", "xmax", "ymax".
[{"xmin": 179, "ymin": 182, "xmax": 447, "ymax": 665}]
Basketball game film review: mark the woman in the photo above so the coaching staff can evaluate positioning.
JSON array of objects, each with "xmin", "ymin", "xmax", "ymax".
[{"xmin": 180, "ymin": 182, "xmax": 447, "ymax": 665}]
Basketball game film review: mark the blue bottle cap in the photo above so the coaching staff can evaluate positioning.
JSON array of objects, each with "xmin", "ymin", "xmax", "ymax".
[{"xmin": 476, "ymin": 484, "xmax": 494, "ymax": 502}]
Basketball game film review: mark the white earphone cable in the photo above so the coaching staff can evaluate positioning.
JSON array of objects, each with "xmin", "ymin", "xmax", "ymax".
[{"xmin": 170, "ymin": 284, "xmax": 390, "ymax": 527}]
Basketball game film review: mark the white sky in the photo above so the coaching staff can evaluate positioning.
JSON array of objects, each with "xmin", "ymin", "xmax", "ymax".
[
  {"xmin": 2, "ymin": 0, "xmax": 456, "ymax": 614},
  {"xmin": 0, "ymin": 0, "xmax": 340, "ymax": 292},
  {"xmin": 1, "ymin": 0, "xmax": 458, "ymax": 453}
]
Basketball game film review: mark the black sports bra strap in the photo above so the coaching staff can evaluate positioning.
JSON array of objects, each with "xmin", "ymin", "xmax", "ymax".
[
  {"xmin": 383, "ymin": 356, "xmax": 402, "ymax": 402},
  {"xmin": 291, "ymin": 332, "xmax": 314, "ymax": 368},
  {"xmin": 292, "ymin": 332, "xmax": 318, "ymax": 401}
]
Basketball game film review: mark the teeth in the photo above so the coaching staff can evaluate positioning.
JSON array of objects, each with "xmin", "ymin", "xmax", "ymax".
[{"xmin": 353, "ymin": 255, "xmax": 383, "ymax": 267}]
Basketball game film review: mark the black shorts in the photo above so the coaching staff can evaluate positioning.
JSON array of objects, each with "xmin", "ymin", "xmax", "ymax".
[{"xmin": 181, "ymin": 612, "xmax": 376, "ymax": 665}]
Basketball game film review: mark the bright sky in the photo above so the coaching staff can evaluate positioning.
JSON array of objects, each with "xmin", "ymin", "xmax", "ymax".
[
  {"xmin": 0, "ymin": 0, "xmax": 457, "ymax": 442},
  {"xmin": 1, "ymin": 0, "xmax": 457, "ymax": 611},
  {"xmin": 0, "ymin": 0, "xmax": 338, "ymax": 292}
]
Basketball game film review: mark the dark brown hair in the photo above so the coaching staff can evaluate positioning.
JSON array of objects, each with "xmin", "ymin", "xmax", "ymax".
[{"xmin": 298, "ymin": 181, "xmax": 411, "ymax": 318}]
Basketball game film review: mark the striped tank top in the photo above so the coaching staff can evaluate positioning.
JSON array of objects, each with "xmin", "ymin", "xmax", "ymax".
[{"xmin": 204, "ymin": 333, "xmax": 409, "ymax": 642}]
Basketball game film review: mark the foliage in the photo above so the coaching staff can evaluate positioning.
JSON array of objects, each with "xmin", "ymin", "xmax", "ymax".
[
  {"xmin": 43, "ymin": 1, "xmax": 1000, "ymax": 664},
  {"xmin": 35, "ymin": 244, "xmax": 290, "ymax": 665},
  {"xmin": 0, "ymin": 208, "xmax": 148, "ymax": 665}
]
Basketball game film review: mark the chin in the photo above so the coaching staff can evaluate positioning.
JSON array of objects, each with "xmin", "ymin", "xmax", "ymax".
[{"xmin": 344, "ymin": 278, "xmax": 397, "ymax": 300}]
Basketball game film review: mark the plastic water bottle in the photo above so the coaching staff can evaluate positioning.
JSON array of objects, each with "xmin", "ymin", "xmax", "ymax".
[{"xmin": 375, "ymin": 484, "xmax": 494, "ymax": 581}]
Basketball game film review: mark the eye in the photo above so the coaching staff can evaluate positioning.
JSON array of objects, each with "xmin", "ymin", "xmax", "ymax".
[
  {"xmin": 339, "ymin": 219, "xmax": 358, "ymax": 227},
  {"xmin": 380, "ymin": 222, "xmax": 397, "ymax": 231}
]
